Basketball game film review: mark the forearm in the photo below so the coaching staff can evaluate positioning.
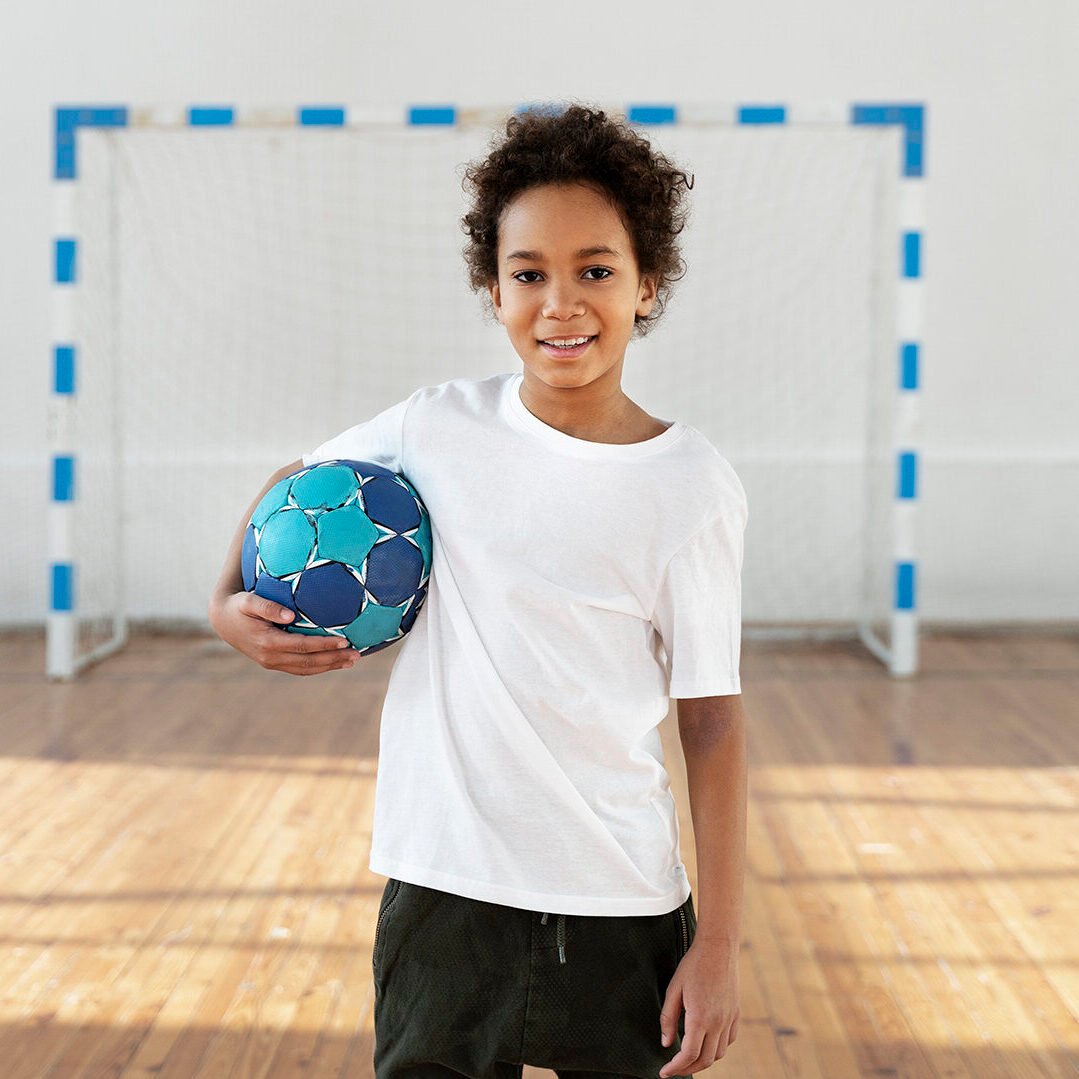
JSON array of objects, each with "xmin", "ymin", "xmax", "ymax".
[{"xmin": 679, "ymin": 706, "xmax": 747, "ymax": 951}]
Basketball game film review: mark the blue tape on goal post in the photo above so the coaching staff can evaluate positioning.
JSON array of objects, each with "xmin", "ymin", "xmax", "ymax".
[
  {"xmin": 54, "ymin": 106, "xmax": 128, "ymax": 180},
  {"xmin": 53, "ymin": 455, "xmax": 75, "ymax": 502},
  {"xmin": 738, "ymin": 106, "xmax": 786, "ymax": 124},
  {"xmin": 902, "ymin": 231, "xmax": 922, "ymax": 278},
  {"xmin": 408, "ymin": 106, "xmax": 456, "ymax": 125},
  {"xmin": 626, "ymin": 105, "xmax": 676, "ymax": 125},
  {"xmin": 852, "ymin": 103, "xmax": 925, "ymax": 178},
  {"xmin": 54, "ymin": 346, "xmax": 76, "ymax": 394},
  {"xmin": 900, "ymin": 343, "xmax": 919, "ymax": 391},
  {"xmin": 189, "ymin": 107, "xmax": 235, "ymax": 126},
  {"xmin": 298, "ymin": 107, "xmax": 345, "ymax": 126},
  {"xmin": 51, "ymin": 563, "xmax": 74, "ymax": 612},
  {"xmin": 897, "ymin": 452, "xmax": 917, "ymax": 500},
  {"xmin": 896, "ymin": 563, "xmax": 916, "ymax": 610},
  {"xmin": 54, "ymin": 239, "xmax": 76, "ymax": 284}
]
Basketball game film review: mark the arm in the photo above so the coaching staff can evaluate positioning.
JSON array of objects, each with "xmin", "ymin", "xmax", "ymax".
[
  {"xmin": 657, "ymin": 693, "xmax": 746, "ymax": 1074},
  {"xmin": 676, "ymin": 692, "xmax": 747, "ymax": 951}
]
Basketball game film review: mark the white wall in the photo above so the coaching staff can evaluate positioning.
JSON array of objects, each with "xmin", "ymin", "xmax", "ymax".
[{"xmin": 2, "ymin": 0, "xmax": 1077, "ymax": 627}]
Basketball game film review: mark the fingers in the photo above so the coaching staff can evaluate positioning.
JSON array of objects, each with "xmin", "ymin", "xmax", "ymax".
[
  {"xmin": 661, "ymin": 1021, "xmax": 729, "ymax": 1076},
  {"xmin": 659, "ymin": 992, "xmax": 680, "ymax": 1051},
  {"xmin": 273, "ymin": 630, "xmax": 357, "ymax": 673},
  {"xmin": 659, "ymin": 1003, "xmax": 696, "ymax": 1077},
  {"xmin": 269, "ymin": 635, "xmax": 358, "ymax": 675},
  {"xmin": 660, "ymin": 1007, "xmax": 702, "ymax": 1077},
  {"xmin": 287, "ymin": 630, "xmax": 358, "ymax": 673},
  {"xmin": 240, "ymin": 596, "xmax": 358, "ymax": 674}
]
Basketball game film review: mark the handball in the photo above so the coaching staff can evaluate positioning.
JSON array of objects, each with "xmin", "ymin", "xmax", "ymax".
[{"xmin": 240, "ymin": 459, "xmax": 432, "ymax": 656}]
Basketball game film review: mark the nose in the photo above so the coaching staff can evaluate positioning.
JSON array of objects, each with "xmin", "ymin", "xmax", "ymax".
[{"xmin": 541, "ymin": 278, "xmax": 586, "ymax": 320}]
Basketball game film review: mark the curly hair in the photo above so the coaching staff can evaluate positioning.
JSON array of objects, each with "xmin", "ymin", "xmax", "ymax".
[{"xmin": 459, "ymin": 102, "xmax": 695, "ymax": 337}]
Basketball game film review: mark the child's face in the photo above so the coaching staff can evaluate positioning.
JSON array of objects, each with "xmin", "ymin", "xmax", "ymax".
[{"xmin": 488, "ymin": 182, "xmax": 656, "ymax": 392}]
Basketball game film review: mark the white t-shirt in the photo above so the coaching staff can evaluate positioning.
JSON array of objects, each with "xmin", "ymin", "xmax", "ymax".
[{"xmin": 302, "ymin": 371, "xmax": 748, "ymax": 916}]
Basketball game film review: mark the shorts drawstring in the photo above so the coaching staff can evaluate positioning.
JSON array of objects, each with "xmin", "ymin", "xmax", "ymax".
[{"xmin": 540, "ymin": 911, "xmax": 567, "ymax": 964}]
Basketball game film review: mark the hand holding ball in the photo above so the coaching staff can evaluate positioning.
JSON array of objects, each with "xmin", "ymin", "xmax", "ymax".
[{"xmin": 241, "ymin": 460, "xmax": 432, "ymax": 656}]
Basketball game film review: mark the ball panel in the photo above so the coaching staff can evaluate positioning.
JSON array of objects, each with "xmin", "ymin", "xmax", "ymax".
[
  {"xmin": 251, "ymin": 476, "xmax": 295, "ymax": 529},
  {"xmin": 343, "ymin": 599, "xmax": 405, "ymax": 650},
  {"xmin": 291, "ymin": 464, "xmax": 359, "ymax": 510},
  {"xmin": 365, "ymin": 537, "xmax": 425, "ymax": 607},
  {"xmin": 361, "ymin": 475, "xmax": 421, "ymax": 532},
  {"xmin": 253, "ymin": 573, "xmax": 297, "ymax": 612},
  {"xmin": 293, "ymin": 562, "xmax": 365, "ymax": 626},
  {"xmin": 315, "ymin": 504, "xmax": 380, "ymax": 565},
  {"xmin": 260, "ymin": 508, "xmax": 317, "ymax": 576}
]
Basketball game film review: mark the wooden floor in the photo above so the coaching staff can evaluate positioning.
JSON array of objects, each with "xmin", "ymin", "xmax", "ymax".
[{"xmin": 0, "ymin": 627, "xmax": 1076, "ymax": 1078}]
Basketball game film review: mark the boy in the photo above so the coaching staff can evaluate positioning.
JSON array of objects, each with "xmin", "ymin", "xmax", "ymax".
[{"xmin": 209, "ymin": 103, "xmax": 747, "ymax": 1079}]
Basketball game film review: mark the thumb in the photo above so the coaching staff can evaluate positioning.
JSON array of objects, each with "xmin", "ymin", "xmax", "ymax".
[
  {"xmin": 659, "ymin": 987, "xmax": 682, "ymax": 1047},
  {"xmin": 248, "ymin": 594, "xmax": 294, "ymax": 624}
]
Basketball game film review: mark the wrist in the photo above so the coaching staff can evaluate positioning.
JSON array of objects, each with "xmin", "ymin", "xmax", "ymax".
[
  {"xmin": 692, "ymin": 928, "xmax": 741, "ymax": 953},
  {"xmin": 208, "ymin": 589, "xmax": 233, "ymax": 627}
]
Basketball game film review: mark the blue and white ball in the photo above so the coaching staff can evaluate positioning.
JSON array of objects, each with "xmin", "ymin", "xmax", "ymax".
[{"xmin": 241, "ymin": 459, "xmax": 432, "ymax": 656}]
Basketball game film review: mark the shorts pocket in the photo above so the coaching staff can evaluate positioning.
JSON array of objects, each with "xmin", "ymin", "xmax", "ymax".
[{"xmin": 373, "ymin": 878, "xmax": 404, "ymax": 974}]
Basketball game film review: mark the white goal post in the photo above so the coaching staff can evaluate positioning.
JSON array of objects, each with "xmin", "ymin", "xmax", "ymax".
[{"xmin": 47, "ymin": 100, "xmax": 926, "ymax": 680}]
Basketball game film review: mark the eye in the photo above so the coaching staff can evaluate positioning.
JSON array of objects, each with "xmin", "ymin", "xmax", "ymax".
[{"xmin": 511, "ymin": 267, "xmax": 613, "ymax": 283}]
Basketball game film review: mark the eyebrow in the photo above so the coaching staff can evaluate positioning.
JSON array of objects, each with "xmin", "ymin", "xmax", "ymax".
[{"xmin": 504, "ymin": 245, "xmax": 623, "ymax": 263}]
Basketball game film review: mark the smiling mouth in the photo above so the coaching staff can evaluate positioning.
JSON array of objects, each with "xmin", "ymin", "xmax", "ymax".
[{"xmin": 538, "ymin": 335, "xmax": 598, "ymax": 351}]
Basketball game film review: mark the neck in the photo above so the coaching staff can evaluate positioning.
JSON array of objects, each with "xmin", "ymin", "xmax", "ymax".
[{"xmin": 518, "ymin": 368, "xmax": 635, "ymax": 441}]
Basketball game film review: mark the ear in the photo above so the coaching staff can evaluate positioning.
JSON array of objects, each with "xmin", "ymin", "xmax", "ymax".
[
  {"xmin": 489, "ymin": 278, "xmax": 503, "ymax": 323},
  {"xmin": 636, "ymin": 274, "xmax": 658, "ymax": 318}
]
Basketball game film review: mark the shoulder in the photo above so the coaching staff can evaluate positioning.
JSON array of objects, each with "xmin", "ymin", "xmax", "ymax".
[
  {"xmin": 675, "ymin": 425, "xmax": 748, "ymax": 523},
  {"xmin": 407, "ymin": 372, "xmax": 512, "ymax": 414}
]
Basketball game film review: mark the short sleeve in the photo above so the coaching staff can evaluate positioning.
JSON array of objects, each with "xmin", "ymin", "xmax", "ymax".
[
  {"xmin": 650, "ymin": 494, "xmax": 748, "ymax": 698},
  {"xmin": 301, "ymin": 389, "xmax": 418, "ymax": 474}
]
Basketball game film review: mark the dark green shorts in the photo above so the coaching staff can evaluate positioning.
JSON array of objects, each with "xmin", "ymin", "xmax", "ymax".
[{"xmin": 372, "ymin": 877, "xmax": 698, "ymax": 1079}]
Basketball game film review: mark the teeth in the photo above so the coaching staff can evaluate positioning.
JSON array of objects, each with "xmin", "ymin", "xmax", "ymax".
[{"xmin": 544, "ymin": 336, "xmax": 591, "ymax": 347}]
